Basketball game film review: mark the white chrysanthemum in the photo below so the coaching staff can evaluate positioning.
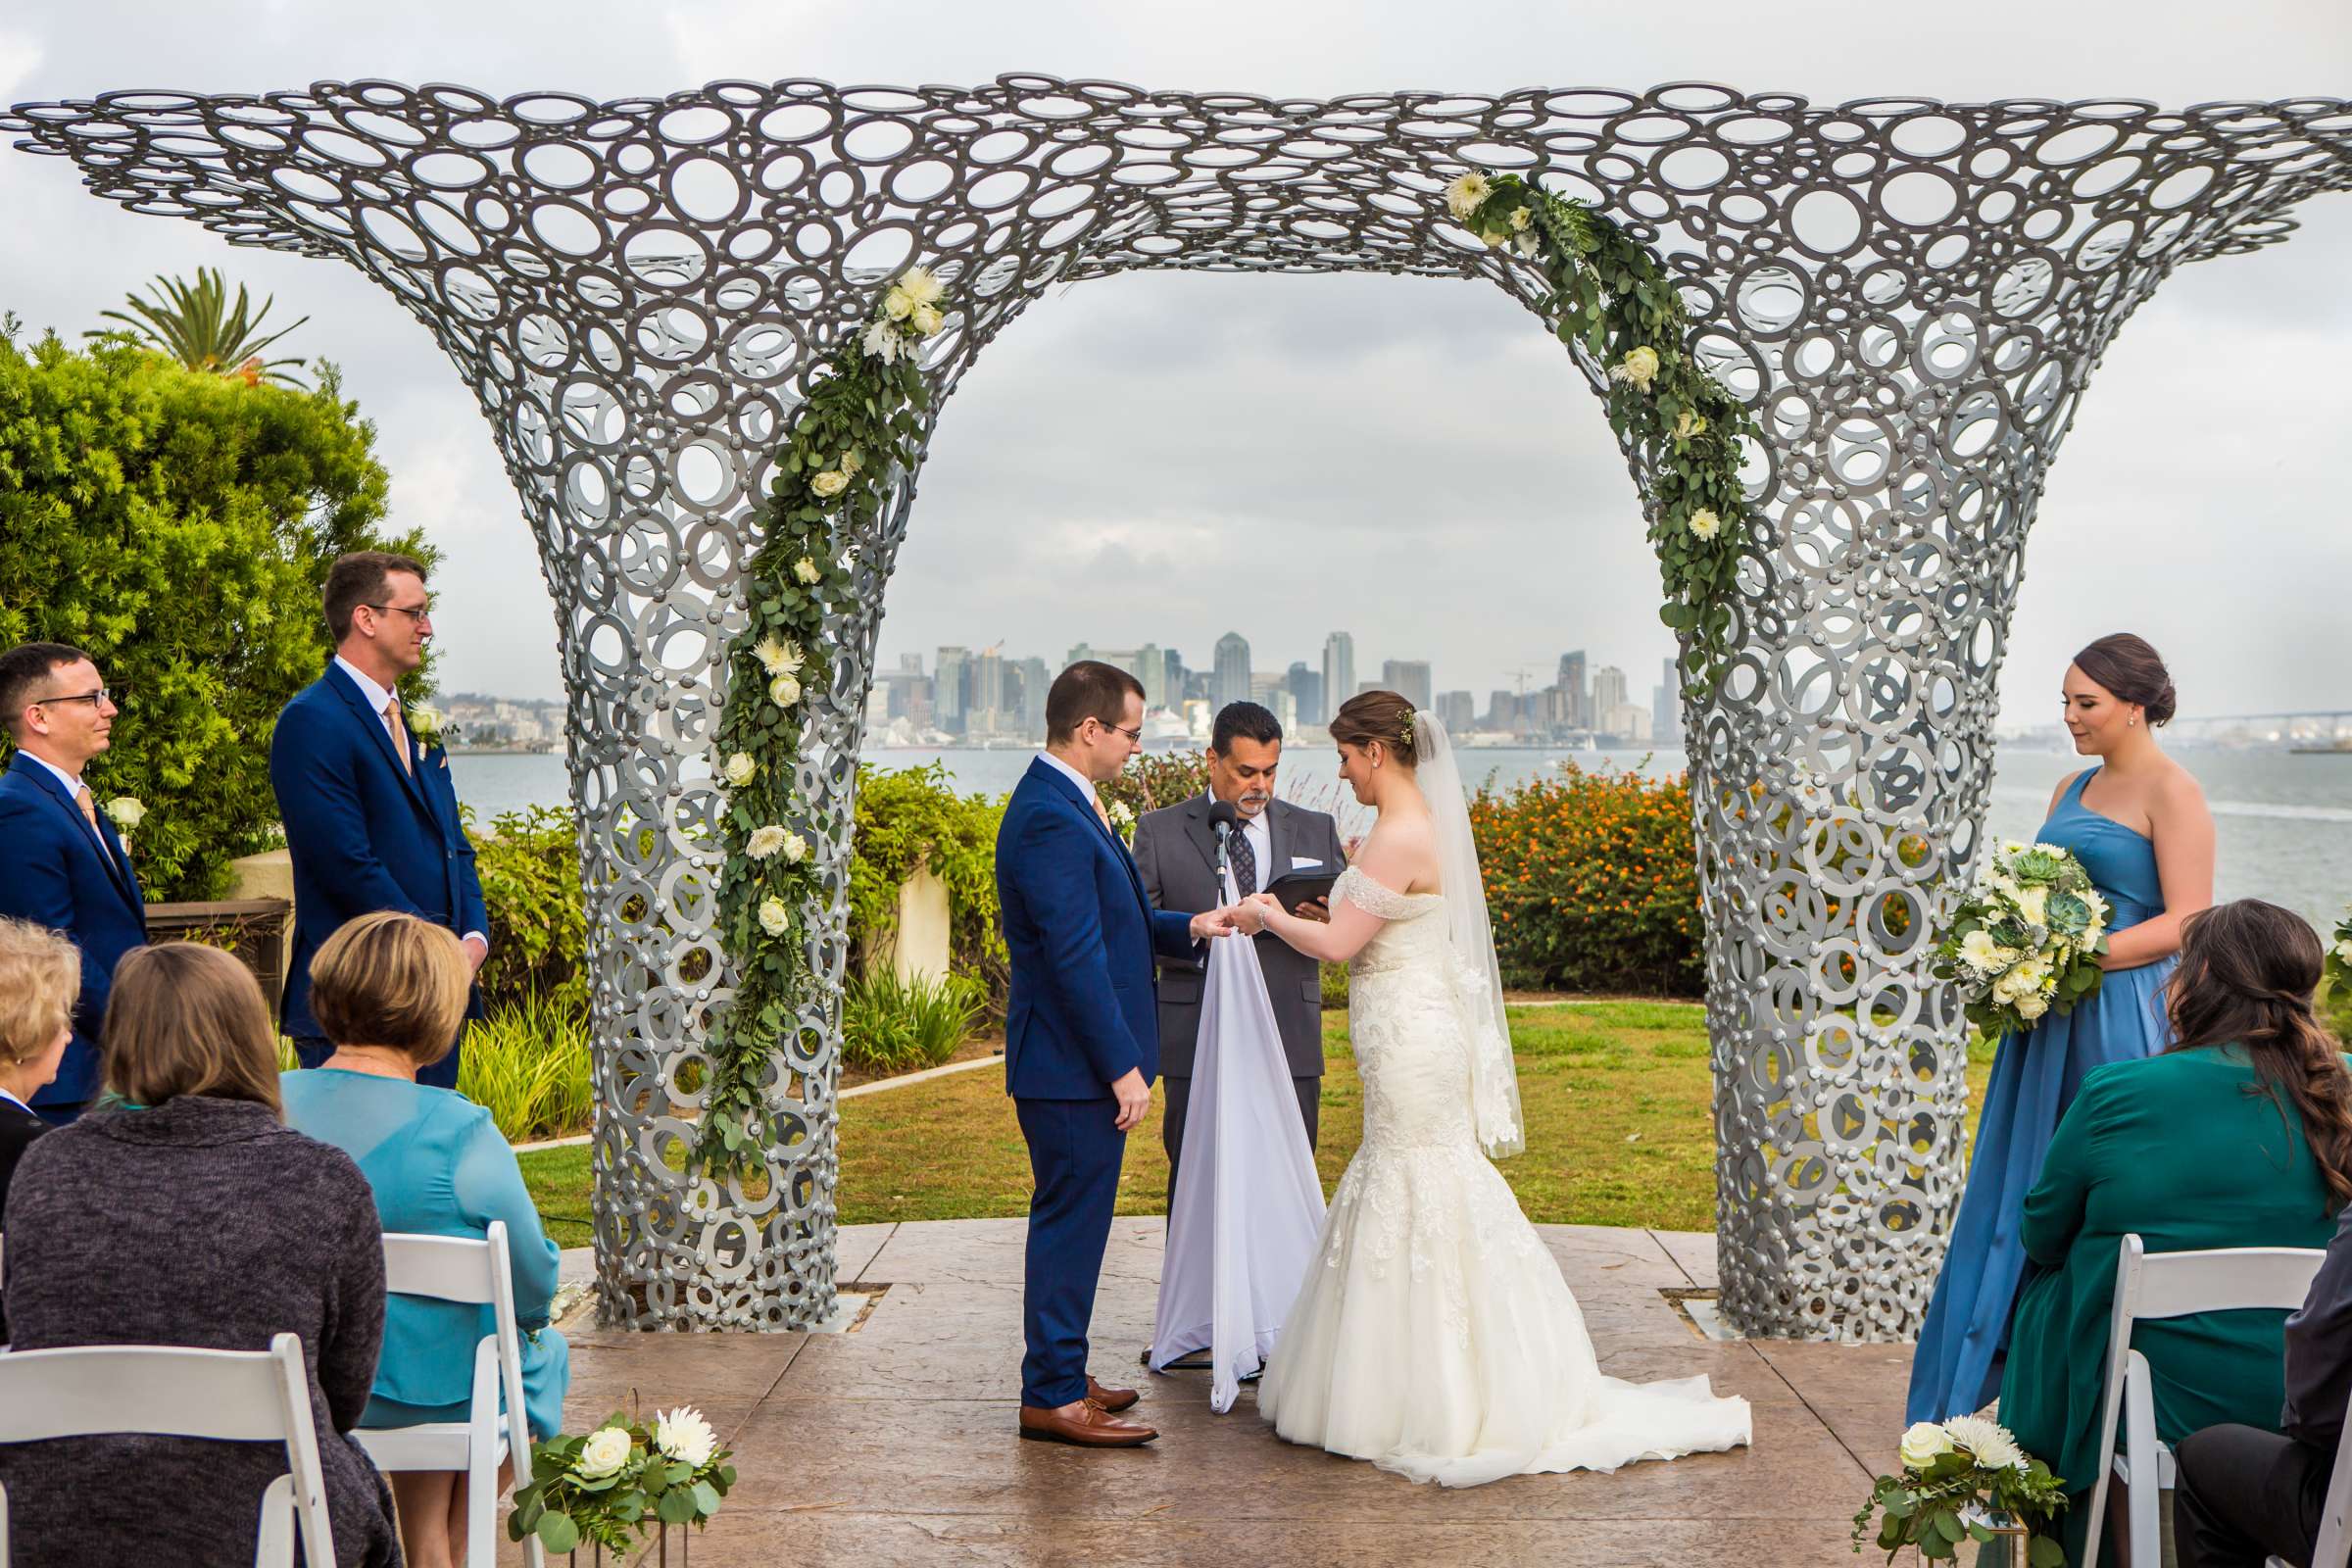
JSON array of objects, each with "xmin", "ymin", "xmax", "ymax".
[
  {"xmin": 810, "ymin": 469, "xmax": 849, "ymax": 499},
  {"xmin": 722, "ymin": 753, "xmax": 757, "ymax": 788},
  {"xmin": 769, "ymin": 673, "xmax": 802, "ymax": 708},
  {"xmin": 1687, "ymin": 509, "xmax": 1722, "ymax": 542},
  {"xmin": 654, "ymin": 1406, "xmax": 718, "ymax": 1468},
  {"xmin": 1958, "ymin": 930, "xmax": 2009, "ymax": 974},
  {"xmin": 1898, "ymin": 1420, "xmax": 1954, "ymax": 1470},
  {"xmin": 576, "ymin": 1425, "xmax": 634, "ymax": 1479},
  {"xmin": 1444, "ymin": 172, "xmax": 1492, "ymax": 220},
  {"xmin": 1508, "ymin": 205, "xmax": 1532, "ymax": 232},
  {"xmin": 782, "ymin": 832, "xmax": 808, "ymax": 863},
  {"xmin": 762, "ymin": 637, "xmax": 806, "ymax": 676},
  {"xmin": 2014, "ymin": 885, "xmax": 2049, "ymax": 928},
  {"xmin": 746, "ymin": 825, "xmax": 789, "ymax": 859},
  {"xmin": 1941, "ymin": 1415, "xmax": 2026, "ymax": 1471},
  {"xmin": 898, "ymin": 266, "xmax": 944, "ymax": 308},
  {"xmin": 757, "ymin": 897, "xmax": 790, "ymax": 937},
  {"xmin": 793, "ymin": 557, "xmax": 821, "ymax": 585},
  {"xmin": 105, "ymin": 796, "xmax": 147, "ymax": 831},
  {"xmin": 1609, "ymin": 345, "xmax": 1661, "ymax": 391}
]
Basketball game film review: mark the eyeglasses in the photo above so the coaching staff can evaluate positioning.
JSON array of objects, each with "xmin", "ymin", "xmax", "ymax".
[
  {"xmin": 33, "ymin": 687, "xmax": 116, "ymax": 710},
  {"xmin": 366, "ymin": 602, "xmax": 434, "ymax": 624},
  {"xmin": 1094, "ymin": 719, "xmax": 1145, "ymax": 744}
]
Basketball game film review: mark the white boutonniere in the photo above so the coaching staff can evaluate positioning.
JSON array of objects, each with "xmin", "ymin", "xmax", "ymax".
[
  {"xmin": 104, "ymin": 796, "xmax": 146, "ymax": 838},
  {"xmin": 406, "ymin": 705, "xmax": 451, "ymax": 749}
]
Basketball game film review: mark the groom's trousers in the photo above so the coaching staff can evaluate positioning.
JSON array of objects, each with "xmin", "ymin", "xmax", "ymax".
[{"xmin": 1016, "ymin": 1094, "xmax": 1126, "ymax": 1409}]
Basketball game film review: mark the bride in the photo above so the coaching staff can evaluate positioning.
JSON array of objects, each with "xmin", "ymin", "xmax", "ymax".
[{"xmin": 1228, "ymin": 690, "xmax": 1751, "ymax": 1486}]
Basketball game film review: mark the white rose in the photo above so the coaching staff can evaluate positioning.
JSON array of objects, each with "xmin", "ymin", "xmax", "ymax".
[
  {"xmin": 654, "ymin": 1406, "xmax": 718, "ymax": 1469},
  {"xmin": 793, "ymin": 557, "xmax": 821, "ymax": 585},
  {"xmin": 1898, "ymin": 1420, "xmax": 1954, "ymax": 1470},
  {"xmin": 1610, "ymin": 345, "xmax": 1660, "ymax": 391},
  {"xmin": 882, "ymin": 285, "xmax": 913, "ymax": 320},
  {"xmin": 782, "ymin": 832, "xmax": 808, "ymax": 863},
  {"xmin": 1686, "ymin": 508, "xmax": 1722, "ymax": 542},
  {"xmin": 575, "ymin": 1425, "xmax": 634, "ymax": 1480},
  {"xmin": 105, "ymin": 796, "xmax": 147, "ymax": 832},
  {"xmin": 2014, "ymin": 992, "xmax": 2050, "ymax": 1022},
  {"xmin": 1675, "ymin": 409, "xmax": 1707, "ymax": 440},
  {"xmin": 898, "ymin": 265, "xmax": 944, "ymax": 308},
  {"xmin": 722, "ymin": 752, "xmax": 757, "ymax": 788},
  {"xmin": 757, "ymin": 897, "xmax": 790, "ymax": 937},
  {"xmin": 911, "ymin": 302, "xmax": 945, "ymax": 337},
  {"xmin": 810, "ymin": 469, "xmax": 849, "ymax": 499},
  {"xmin": 769, "ymin": 672, "xmax": 802, "ymax": 707},
  {"xmin": 1443, "ymin": 172, "xmax": 1492, "ymax": 220},
  {"xmin": 406, "ymin": 706, "xmax": 446, "ymax": 745},
  {"xmin": 746, "ymin": 825, "xmax": 788, "ymax": 859},
  {"xmin": 2335, "ymin": 937, "xmax": 2352, "ymax": 965}
]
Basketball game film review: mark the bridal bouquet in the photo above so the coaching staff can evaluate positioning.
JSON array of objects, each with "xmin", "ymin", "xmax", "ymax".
[
  {"xmin": 1853, "ymin": 1416, "xmax": 2068, "ymax": 1565},
  {"xmin": 1935, "ymin": 840, "xmax": 2109, "ymax": 1040}
]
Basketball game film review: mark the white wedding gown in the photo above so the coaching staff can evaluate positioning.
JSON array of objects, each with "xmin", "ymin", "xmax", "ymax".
[{"xmin": 1256, "ymin": 865, "xmax": 1753, "ymax": 1486}]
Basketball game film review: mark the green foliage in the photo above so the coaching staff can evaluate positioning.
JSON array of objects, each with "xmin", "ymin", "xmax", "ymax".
[
  {"xmin": 466, "ymin": 805, "xmax": 589, "ymax": 1014},
  {"xmin": 509, "ymin": 1408, "xmax": 735, "ymax": 1555},
  {"xmin": 1852, "ymin": 1432, "xmax": 2069, "ymax": 1564},
  {"xmin": 457, "ymin": 994, "xmax": 591, "ymax": 1143},
  {"xmin": 848, "ymin": 762, "xmax": 1009, "ymax": 1007},
  {"xmin": 1470, "ymin": 764, "xmax": 1703, "ymax": 997},
  {"xmin": 0, "ymin": 334, "xmax": 431, "ymax": 898},
  {"xmin": 1098, "ymin": 751, "xmax": 1210, "ymax": 822},
  {"xmin": 841, "ymin": 968, "xmax": 986, "ymax": 1077},
  {"xmin": 93, "ymin": 268, "xmax": 310, "ymax": 385}
]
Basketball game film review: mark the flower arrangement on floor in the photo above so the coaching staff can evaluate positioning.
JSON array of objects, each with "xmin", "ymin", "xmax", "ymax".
[
  {"xmin": 1443, "ymin": 170, "xmax": 1758, "ymax": 695},
  {"xmin": 693, "ymin": 265, "xmax": 945, "ymax": 1179},
  {"xmin": 1933, "ymin": 839, "xmax": 2110, "ymax": 1039},
  {"xmin": 1852, "ymin": 1416, "xmax": 2068, "ymax": 1565},
  {"xmin": 509, "ymin": 1405, "xmax": 735, "ymax": 1554}
]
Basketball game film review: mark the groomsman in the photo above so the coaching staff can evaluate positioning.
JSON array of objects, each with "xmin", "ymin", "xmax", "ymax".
[
  {"xmin": 1133, "ymin": 701, "xmax": 1348, "ymax": 1200},
  {"xmin": 271, "ymin": 552, "xmax": 488, "ymax": 1089},
  {"xmin": 0, "ymin": 643, "xmax": 147, "ymax": 1122}
]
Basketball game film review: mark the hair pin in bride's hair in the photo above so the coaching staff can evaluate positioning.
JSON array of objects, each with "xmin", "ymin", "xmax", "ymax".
[{"xmin": 1399, "ymin": 713, "xmax": 1416, "ymax": 750}]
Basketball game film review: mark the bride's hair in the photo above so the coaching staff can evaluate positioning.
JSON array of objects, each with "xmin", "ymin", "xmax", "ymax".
[{"xmin": 1330, "ymin": 690, "xmax": 1418, "ymax": 767}]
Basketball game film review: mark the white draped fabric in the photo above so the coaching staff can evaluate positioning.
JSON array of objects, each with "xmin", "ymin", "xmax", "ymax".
[{"xmin": 1149, "ymin": 927, "xmax": 1327, "ymax": 1412}]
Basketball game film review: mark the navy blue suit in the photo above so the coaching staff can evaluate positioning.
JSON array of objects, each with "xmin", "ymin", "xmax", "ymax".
[
  {"xmin": 996, "ymin": 758, "xmax": 1197, "ymax": 1408},
  {"xmin": 270, "ymin": 662, "xmax": 487, "ymax": 1089},
  {"xmin": 0, "ymin": 754, "xmax": 148, "ymax": 1116}
]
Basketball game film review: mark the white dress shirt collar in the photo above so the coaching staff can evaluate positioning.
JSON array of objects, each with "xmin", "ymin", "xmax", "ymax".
[
  {"xmin": 333, "ymin": 655, "xmax": 400, "ymax": 720},
  {"xmin": 1037, "ymin": 750, "xmax": 1098, "ymax": 805},
  {"xmin": 22, "ymin": 752, "xmax": 87, "ymax": 802}
]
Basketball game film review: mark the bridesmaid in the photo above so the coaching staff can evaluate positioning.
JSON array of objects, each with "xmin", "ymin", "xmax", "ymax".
[{"xmin": 1906, "ymin": 632, "xmax": 2216, "ymax": 1424}]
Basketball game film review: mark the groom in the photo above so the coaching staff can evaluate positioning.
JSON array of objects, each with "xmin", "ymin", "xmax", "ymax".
[{"xmin": 997, "ymin": 660, "xmax": 1235, "ymax": 1447}]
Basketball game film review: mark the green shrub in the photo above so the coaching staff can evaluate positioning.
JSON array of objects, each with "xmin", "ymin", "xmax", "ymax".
[
  {"xmin": 1098, "ymin": 750, "xmax": 1209, "ymax": 820},
  {"xmin": 467, "ymin": 805, "xmax": 589, "ymax": 1014},
  {"xmin": 0, "ymin": 332, "xmax": 433, "ymax": 899},
  {"xmin": 849, "ymin": 763, "xmax": 1009, "ymax": 1009},
  {"xmin": 1470, "ymin": 763, "xmax": 1703, "ymax": 997},
  {"xmin": 458, "ymin": 994, "xmax": 591, "ymax": 1142},
  {"xmin": 841, "ymin": 968, "xmax": 986, "ymax": 1077}
]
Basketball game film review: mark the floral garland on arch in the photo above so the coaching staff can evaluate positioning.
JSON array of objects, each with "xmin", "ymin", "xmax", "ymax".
[
  {"xmin": 1445, "ymin": 172, "xmax": 1757, "ymax": 694},
  {"xmin": 692, "ymin": 266, "xmax": 945, "ymax": 1179}
]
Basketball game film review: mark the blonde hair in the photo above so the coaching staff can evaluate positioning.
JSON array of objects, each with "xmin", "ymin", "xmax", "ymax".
[
  {"xmin": 308, "ymin": 911, "xmax": 469, "ymax": 1066},
  {"xmin": 103, "ymin": 943, "xmax": 281, "ymax": 1113},
  {"xmin": 0, "ymin": 917, "xmax": 81, "ymax": 1066}
]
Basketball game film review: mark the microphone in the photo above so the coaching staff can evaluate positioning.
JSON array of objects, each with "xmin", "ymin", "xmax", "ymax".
[{"xmin": 1207, "ymin": 799, "xmax": 1238, "ymax": 895}]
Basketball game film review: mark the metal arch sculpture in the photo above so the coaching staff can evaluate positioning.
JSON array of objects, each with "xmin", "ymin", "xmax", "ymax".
[{"xmin": 9, "ymin": 78, "xmax": 2348, "ymax": 1338}]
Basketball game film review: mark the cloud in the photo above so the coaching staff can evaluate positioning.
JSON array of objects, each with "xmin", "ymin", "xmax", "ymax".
[{"xmin": 0, "ymin": 31, "xmax": 40, "ymax": 104}]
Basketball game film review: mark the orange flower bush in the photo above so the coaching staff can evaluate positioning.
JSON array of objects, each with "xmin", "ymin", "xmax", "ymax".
[{"xmin": 1471, "ymin": 762, "xmax": 1702, "ymax": 997}]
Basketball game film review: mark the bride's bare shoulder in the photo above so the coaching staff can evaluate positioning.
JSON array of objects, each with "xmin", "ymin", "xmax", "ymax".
[{"xmin": 1357, "ymin": 812, "xmax": 1440, "ymax": 894}]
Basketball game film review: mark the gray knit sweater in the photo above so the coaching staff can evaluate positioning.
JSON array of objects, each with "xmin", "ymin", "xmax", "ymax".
[{"xmin": 0, "ymin": 1095, "xmax": 401, "ymax": 1568}]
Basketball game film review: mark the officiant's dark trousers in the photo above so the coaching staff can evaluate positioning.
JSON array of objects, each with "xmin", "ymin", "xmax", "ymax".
[{"xmin": 1016, "ymin": 1094, "xmax": 1125, "ymax": 1409}]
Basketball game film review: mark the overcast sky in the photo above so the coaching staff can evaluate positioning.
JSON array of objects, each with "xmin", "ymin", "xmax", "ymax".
[{"xmin": 4, "ymin": 2, "xmax": 2349, "ymax": 723}]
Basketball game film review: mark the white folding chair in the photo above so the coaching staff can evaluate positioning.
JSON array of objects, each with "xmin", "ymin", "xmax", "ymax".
[
  {"xmin": 356, "ymin": 1221, "xmax": 544, "ymax": 1568},
  {"xmin": 2087, "ymin": 1235, "xmax": 2328, "ymax": 1568},
  {"xmin": 0, "ymin": 1332, "xmax": 334, "ymax": 1567}
]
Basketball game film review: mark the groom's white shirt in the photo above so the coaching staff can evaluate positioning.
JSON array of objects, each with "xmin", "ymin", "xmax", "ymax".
[
  {"xmin": 332, "ymin": 655, "xmax": 487, "ymax": 952},
  {"xmin": 1036, "ymin": 750, "xmax": 1097, "ymax": 807}
]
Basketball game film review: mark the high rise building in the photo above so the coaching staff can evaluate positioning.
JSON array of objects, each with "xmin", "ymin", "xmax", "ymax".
[
  {"xmin": 970, "ymin": 648, "xmax": 1005, "ymax": 719},
  {"xmin": 1559, "ymin": 649, "xmax": 1588, "ymax": 731},
  {"xmin": 1164, "ymin": 649, "xmax": 1184, "ymax": 710},
  {"xmin": 1286, "ymin": 662, "xmax": 1323, "ymax": 727},
  {"xmin": 1321, "ymin": 632, "xmax": 1354, "ymax": 721},
  {"xmin": 934, "ymin": 646, "xmax": 969, "ymax": 733},
  {"xmin": 1592, "ymin": 663, "xmax": 1628, "ymax": 726},
  {"xmin": 1382, "ymin": 659, "xmax": 1433, "ymax": 711},
  {"xmin": 1436, "ymin": 690, "xmax": 1476, "ymax": 734},
  {"xmin": 1653, "ymin": 656, "xmax": 1683, "ymax": 747},
  {"xmin": 1020, "ymin": 657, "xmax": 1050, "ymax": 739},
  {"xmin": 1214, "ymin": 632, "xmax": 1252, "ymax": 712},
  {"xmin": 1136, "ymin": 643, "xmax": 1169, "ymax": 712},
  {"xmin": 1485, "ymin": 689, "xmax": 1518, "ymax": 732}
]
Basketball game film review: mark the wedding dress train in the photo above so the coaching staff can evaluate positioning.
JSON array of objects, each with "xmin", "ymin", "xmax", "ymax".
[{"xmin": 1255, "ymin": 864, "xmax": 1752, "ymax": 1486}]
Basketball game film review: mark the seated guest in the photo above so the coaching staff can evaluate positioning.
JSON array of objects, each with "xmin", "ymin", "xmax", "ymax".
[
  {"xmin": 0, "ymin": 917, "xmax": 79, "ymax": 1343},
  {"xmin": 283, "ymin": 910, "xmax": 569, "ymax": 1568},
  {"xmin": 0, "ymin": 942, "xmax": 399, "ymax": 1567},
  {"xmin": 1998, "ymin": 899, "xmax": 2352, "ymax": 1567},
  {"xmin": 2174, "ymin": 1172, "xmax": 2352, "ymax": 1566}
]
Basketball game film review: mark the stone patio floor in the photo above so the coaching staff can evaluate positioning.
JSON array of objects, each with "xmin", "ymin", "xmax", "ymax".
[{"xmin": 559, "ymin": 1218, "xmax": 1912, "ymax": 1566}]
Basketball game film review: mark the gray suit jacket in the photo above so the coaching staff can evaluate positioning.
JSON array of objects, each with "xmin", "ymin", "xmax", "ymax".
[{"xmin": 1134, "ymin": 792, "xmax": 1347, "ymax": 1081}]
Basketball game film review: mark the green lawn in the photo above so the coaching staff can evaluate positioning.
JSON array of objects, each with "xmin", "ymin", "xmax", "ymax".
[{"xmin": 519, "ymin": 1003, "xmax": 1999, "ymax": 1249}]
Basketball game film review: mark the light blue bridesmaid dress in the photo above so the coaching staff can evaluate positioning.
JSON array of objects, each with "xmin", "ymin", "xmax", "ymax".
[{"xmin": 1905, "ymin": 766, "xmax": 2177, "ymax": 1424}]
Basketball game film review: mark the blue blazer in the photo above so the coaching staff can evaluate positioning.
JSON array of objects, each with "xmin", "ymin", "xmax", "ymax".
[
  {"xmin": 270, "ymin": 663, "xmax": 488, "ymax": 1040},
  {"xmin": 995, "ymin": 758, "xmax": 1197, "ymax": 1100},
  {"xmin": 0, "ymin": 753, "xmax": 148, "ymax": 1107}
]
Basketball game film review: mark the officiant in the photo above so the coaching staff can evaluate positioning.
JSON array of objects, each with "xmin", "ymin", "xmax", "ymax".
[{"xmin": 1133, "ymin": 702, "xmax": 1349, "ymax": 1199}]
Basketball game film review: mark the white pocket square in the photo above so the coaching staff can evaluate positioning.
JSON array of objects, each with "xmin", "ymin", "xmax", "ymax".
[{"xmin": 1290, "ymin": 857, "xmax": 1323, "ymax": 869}]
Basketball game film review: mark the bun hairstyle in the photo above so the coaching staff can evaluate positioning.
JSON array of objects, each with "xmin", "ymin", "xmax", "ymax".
[
  {"xmin": 2166, "ymin": 899, "xmax": 2352, "ymax": 1208},
  {"xmin": 1330, "ymin": 689, "xmax": 1419, "ymax": 766},
  {"xmin": 2073, "ymin": 632, "xmax": 2178, "ymax": 726}
]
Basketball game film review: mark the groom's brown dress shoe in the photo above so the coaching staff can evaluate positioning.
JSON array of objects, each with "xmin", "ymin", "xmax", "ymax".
[
  {"xmin": 1086, "ymin": 1375, "xmax": 1139, "ymax": 1412},
  {"xmin": 1019, "ymin": 1398, "xmax": 1158, "ymax": 1446}
]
